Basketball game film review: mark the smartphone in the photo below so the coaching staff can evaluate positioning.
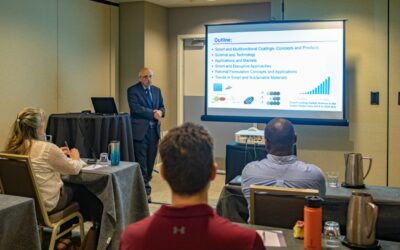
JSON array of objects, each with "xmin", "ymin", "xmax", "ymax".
[{"xmin": 86, "ymin": 159, "xmax": 97, "ymax": 164}]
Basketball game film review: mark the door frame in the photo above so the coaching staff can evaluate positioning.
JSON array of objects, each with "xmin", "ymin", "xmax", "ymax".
[{"xmin": 176, "ymin": 34, "xmax": 205, "ymax": 125}]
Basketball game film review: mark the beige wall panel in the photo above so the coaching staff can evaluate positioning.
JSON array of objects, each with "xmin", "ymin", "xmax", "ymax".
[
  {"xmin": 58, "ymin": 0, "xmax": 112, "ymax": 113},
  {"xmin": 168, "ymin": 3, "xmax": 271, "ymax": 130},
  {"xmin": 389, "ymin": 0, "xmax": 400, "ymax": 186},
  {"xmin": 119, "ymin": 2, "xmax": 145, "ymax": 112},
  {"xmin": 271, "ymin": 0, "xmax": 388, "ymax": 185},
  {"xmin": 144, "ymin": 2, "xmax": 169, "ymax": 121},
  {"xmin": 0, "ymin": 0, "xmax": 57, "ymax": 147}
]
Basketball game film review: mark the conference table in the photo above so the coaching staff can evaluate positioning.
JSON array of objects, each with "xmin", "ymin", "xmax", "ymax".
[
  {"xmin": 63, "ymin": 161, "xmax": 149, "ymax": 250},
  {"xmin": 238, "ymin": 223, "xmax": 400, "ymax": 249},
  {"xmin": 0, "ymin": 194, "xmax": 41, "ymax": 250},
  {"xmin": 217, "ymin": 183, "xmax": 400, "ymax": 242},
  {"xmin": 46, "ymin": 113, "xmax": 135, "ymax": 161}
]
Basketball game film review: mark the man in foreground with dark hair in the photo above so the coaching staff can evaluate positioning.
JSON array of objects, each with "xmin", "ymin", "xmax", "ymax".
[
  {"xmin": 241, "ymin": 118, "xmax": 326, "ymax": 205},
  {"xmin": 120, "ymin": 123, "xmax": 264, "ymax": 250}
]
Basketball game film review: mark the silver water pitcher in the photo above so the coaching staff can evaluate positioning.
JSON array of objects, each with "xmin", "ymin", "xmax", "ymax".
[
  {"xmin": 344, "ymin": 153, "xmax": 372, "ymax": 187},
  {"xmin": 346, "ymin": 192, "xmax": 378, "ymax": 246}
]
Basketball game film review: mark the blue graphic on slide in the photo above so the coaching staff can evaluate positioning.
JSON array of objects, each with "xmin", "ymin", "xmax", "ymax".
[
  {"xmin": 302, "ymin": 77, "xmax": 330, "ymax": 95},
  {"xmin": 244, "ymin": 96, "xmax": 254, "ymax": 104},
  {"xmin": 213, "ymin": 83, "xmax": 223, "ymax": 91}
]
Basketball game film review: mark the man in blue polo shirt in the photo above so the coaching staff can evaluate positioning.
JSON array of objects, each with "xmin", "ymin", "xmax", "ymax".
[{"xmin": 241, "ymin": 118, "xmax": 326, "ymax": 206}]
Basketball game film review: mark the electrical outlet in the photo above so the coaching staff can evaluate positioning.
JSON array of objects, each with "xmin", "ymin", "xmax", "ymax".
[{"xmin": 371, "ymin": 92, "xmax": 379, "ymax": 105}]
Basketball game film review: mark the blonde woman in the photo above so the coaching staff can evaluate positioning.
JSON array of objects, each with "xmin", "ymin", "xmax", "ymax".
[{"xmin": 4, "ymin": 107, "xmax": 85, "ymax": 213}]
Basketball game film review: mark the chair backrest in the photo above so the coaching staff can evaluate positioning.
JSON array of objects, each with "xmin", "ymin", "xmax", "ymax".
[
  {"xmin": 250, "ymin": 184, "xmax": 319, "ymax": 228},
  {"xmin": 0, "ymin": 153, "xmax": 51, "ymax": 226}
]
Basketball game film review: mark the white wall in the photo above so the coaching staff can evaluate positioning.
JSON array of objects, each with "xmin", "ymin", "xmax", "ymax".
[
  {"xmin": 271, "ymin": 0, "xmax": 389, "ymax": 186},
  {"xmin": 119, "ymin": 2, "xmax": 169, "ymax": 116},
  {"xmin": 119, "ymin": 2, "xmax": 145, "ymax": 113},
  {"xmin": 0, "ymin": 0, "xmax": 58, "ymax": 147},
  {"xmin": 58, "ymin": 0, "xmax": 119, "ymax": 112},
  {"xmin": 388, "ymin": 0, "xmax": 400, "ymax": 186},
  {"xmin": 0, "ymin": 0, "xmax": 118, "ymax": 147},
  {"xmin": 167, "ymin": 3, "xmax": 271, "ymax": 130}
]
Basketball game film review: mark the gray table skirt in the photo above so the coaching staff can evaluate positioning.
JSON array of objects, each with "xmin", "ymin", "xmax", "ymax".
[
  {"xmin": 0, "ymin": 194, "xmax": 41, "ymax": 250},
  {"xmin": 63, "ymin": 161, "xmax": 149, "ymax": 250}
]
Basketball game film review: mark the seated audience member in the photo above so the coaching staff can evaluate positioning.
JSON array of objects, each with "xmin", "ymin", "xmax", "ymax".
[
  {"xmin": 4, "ymin": 107, "xmax": 84, "ymax": 212},
  {"xmin": 4, "ymin": 107, "xmax": 102, "ymax": 249},
  {"xmin": 241, "ymin": 118, "xmax": 326, "ymax": 205},
  {"xmin": 120, "ymin": 123, "xmax": 264, "ymax": 250}
]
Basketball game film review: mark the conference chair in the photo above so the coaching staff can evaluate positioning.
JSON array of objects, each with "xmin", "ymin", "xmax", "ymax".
[
  {"xmin": 0, "ymin": 153, "xmax": 84, "ymax": 250},
  {"xmin": 249, "ymin": 184, "xmax": 319, "ymax": 228}
]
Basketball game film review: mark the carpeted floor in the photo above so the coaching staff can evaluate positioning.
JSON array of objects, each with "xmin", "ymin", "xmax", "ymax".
[{"xmin": 148, "ymin": 168, "xmax": 226, "ymax": 214}]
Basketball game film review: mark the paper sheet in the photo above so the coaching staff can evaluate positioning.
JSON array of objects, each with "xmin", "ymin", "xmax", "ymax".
[
  {"xmin": 82, "ymin": 164, "xmax": 108, "ymax": 170},
  {"xmin": 256, "ymin": 230, "xmax": 287, "ymax": 247}
]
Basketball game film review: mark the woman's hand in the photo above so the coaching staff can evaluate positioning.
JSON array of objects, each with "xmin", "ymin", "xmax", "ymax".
[
  {"xmin": 60, "ymin": 146, "xmax": 80, "ymax": 160},
  {"xmin": 60, "ymin": 146, "xmax": 70, "ymax": 156},
  {"xmin": 69, "ymin": 148, "xmax": 80, "ymax": 160}
]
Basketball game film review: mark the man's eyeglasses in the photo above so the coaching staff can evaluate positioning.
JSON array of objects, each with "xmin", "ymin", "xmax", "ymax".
[{"xmin": 141, "ymin": 75, "xmax": 153, "ymax": 79}]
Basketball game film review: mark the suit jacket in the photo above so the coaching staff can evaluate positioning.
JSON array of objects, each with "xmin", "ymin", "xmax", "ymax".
[{"xmin": 127, "ymin": 82, "xmax": 165, "ymax": 141}]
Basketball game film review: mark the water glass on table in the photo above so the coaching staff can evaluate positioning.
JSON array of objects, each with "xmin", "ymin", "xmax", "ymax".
[
  {"xmin": 326, "ymin": 171, "xmax": 339, "ymax": 188},
  {"xmin": 323, "ymin": 221, "xmax": 341, "ymax": 248},
  {"xmin": 99, "ymin": 152, "xmax": 109, "ymax": 165}
]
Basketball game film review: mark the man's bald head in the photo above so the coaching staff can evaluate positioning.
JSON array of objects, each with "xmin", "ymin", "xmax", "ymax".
[
  {"xmin": 138, "ymin": 67, "xmax": 153, "ymax": 87},
  {"xmin": 264, "ymin": 118, "xmax": 296, "ymax": 156}
]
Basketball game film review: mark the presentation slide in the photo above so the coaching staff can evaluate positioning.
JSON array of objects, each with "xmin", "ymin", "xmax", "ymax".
[{"xmin": 203, "ymin": 21, "xmax": 347, "ymax": 125}]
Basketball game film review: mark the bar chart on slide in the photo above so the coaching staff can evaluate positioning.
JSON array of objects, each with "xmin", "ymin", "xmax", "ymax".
[{"xmin": 302, "ymin": 77, "xmax": 331, "ymax": 95}]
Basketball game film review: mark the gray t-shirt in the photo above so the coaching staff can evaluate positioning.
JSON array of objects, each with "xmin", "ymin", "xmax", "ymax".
[{"xmin": 241, "ymin": 154, "xmax": 326, "ymax": 206}]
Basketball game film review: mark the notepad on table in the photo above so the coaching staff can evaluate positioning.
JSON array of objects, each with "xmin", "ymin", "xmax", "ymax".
[
  {"xmin": 256, "ymin": 230, "xmax": 287, "ymax": 247},
  {"xmin": 83, "ymin": 164, "xmax": 108, "ymax": 170}
]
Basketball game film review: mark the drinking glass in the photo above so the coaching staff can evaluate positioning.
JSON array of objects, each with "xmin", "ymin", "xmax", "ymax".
[
  {"xmin": 323, "ymin": 221, "xmax": 341, "ymax": 248},
  {"xmin": 99, "ymin": 152, "xmax": 109, "ymax": 165},
  {"xmin": 327, "ymin": 171, "xmax": 339, "ymax": 188}
]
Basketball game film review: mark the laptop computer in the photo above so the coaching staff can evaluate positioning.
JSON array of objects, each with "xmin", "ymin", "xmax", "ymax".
[{"xmin": 91, "ymin": 97, "xmax": 118, "ymax": 114}]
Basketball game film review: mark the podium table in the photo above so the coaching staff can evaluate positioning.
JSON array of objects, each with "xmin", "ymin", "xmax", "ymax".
[{"xmin": 46, "ymin": 113, "xmax": 135, "ymax": 161}]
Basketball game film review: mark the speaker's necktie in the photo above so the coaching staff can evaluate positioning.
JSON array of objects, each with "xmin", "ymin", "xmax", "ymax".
[{"xmin": 145, "ymin": 87, "xmax": 153, "ymax": 105}]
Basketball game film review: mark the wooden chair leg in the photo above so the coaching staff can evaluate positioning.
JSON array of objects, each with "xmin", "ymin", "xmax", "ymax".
[
  {"xmin": 48, "ymin": 227, "xmax": 59, "ymax": 250},
  {"xmin": 79, "ymin": 215, "xmax": 85, "ymax": 243}
]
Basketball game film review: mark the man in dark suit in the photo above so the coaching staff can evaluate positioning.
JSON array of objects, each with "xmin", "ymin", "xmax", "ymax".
[{"xmin": 127, "ymin": 67, "xmax": 165, "ymax": 201}]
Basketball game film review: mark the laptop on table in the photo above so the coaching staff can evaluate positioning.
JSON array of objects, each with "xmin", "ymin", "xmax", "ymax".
[{"xmin": 91, "ymin": 97, "xmax": 118, "ymax": 114}]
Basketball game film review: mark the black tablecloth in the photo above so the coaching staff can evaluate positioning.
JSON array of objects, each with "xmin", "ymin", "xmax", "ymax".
[
  {"xmin": 217, "ymin": 184, "xmax": 400, "ymax": 242},
  {"xmin": 225, "ymin": 142, "xmax": 298, "ymax": 184},
  {"xmin": 46, "ymin": 113, "xmax": 134, "ymax": 161},
  {"xmin": 225, "ymin": 142, "xmax": 266, "ymax": 184},
  {"xmin": 0, "ymin": 194, "xmax": 41, "ymax": 250}
]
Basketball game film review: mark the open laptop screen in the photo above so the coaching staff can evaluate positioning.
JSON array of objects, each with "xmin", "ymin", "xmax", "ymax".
[{"xmin": 91, "ymin": 97, "xmax": 118, "ymax": 114}]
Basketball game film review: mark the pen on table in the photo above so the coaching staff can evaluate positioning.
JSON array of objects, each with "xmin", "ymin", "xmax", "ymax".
[
  {"xmin": 262, "ymin": 231, "xmax": 266, "ymax": 241},
  {"xmin": 64, "ymin": 141, "xmax": 70, "ymax": 152}
]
